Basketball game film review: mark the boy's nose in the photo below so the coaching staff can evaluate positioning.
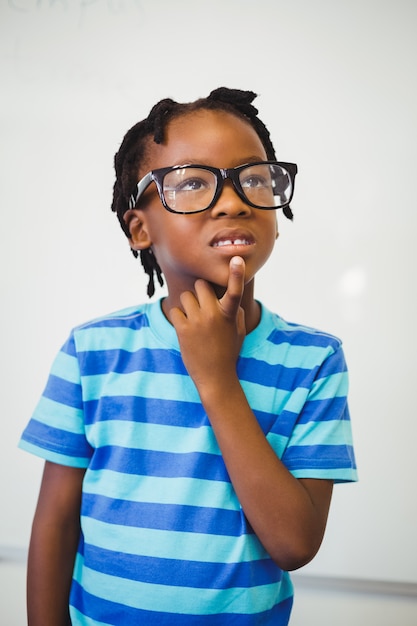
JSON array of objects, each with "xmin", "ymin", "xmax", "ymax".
[{"xmin": 210, "ymin": 181, "xmax": 251, "ymax": 217}]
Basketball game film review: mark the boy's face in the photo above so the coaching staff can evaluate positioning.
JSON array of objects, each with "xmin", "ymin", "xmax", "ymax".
[{"xmin": 128, "ymin": 110, "xmax": 278, "ymax": 299}]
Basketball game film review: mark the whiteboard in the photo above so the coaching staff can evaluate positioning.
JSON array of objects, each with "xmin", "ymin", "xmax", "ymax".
[{"xmin": 1, "ymin": 0, "xmax": 416, "ymax": 585}]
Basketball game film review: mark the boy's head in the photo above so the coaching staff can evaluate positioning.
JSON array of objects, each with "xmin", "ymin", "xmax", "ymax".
[{"xmin": 111, "ymin": 87, "xmax": 294, "ymax": 297}]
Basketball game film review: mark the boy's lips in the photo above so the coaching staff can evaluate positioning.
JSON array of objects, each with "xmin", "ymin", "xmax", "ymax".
[{"xmin": 210, "ymin": 229, "xmax": 255, "ymax": 248}]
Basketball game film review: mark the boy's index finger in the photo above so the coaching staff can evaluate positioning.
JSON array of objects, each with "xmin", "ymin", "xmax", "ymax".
[{"xmin": 219, "ymin": 256, "xmax": 245, "ymax": 318}]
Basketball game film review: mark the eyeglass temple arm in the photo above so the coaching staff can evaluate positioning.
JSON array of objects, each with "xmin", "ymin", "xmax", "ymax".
[{"xmin": 129, "ymin": 172, "xmax": 154, "ymax": 210}]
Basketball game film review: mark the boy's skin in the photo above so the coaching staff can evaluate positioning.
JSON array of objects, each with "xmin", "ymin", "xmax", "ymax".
[{"xmin": 27, "ymin": 109, "xmax": 333, "ymax": 625}]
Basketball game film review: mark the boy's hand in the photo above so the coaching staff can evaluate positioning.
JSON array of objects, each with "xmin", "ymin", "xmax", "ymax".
[{"xmin": 170, "ymin": 257, "xmax": 246, "ymax": 392}]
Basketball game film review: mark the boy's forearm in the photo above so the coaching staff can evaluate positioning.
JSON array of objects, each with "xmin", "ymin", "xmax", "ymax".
[
  {"xmin": 197, "ymin": 377, "xmax": 333, "ymax": 571},
  {"xmin": 27, "ymin": 462, "xmax": 85, "ymax": 626},
  {"xmin": 27, "ymin": 518, "xmax": 79, "ymax": 626}
]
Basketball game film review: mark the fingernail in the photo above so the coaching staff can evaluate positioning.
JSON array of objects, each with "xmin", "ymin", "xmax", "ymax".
[{"xmin": 231, "ymin": 256, "xmax": 244, "ymax": 266}]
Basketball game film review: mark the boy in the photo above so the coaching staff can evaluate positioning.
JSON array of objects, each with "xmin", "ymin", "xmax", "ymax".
[{"xmin": 20, "ymin": 87, "xmax": 357, "ymax": 625}]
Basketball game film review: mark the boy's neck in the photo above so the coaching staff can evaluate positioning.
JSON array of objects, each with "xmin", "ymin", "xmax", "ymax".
[
  {"xmin": 161, "ymin": 281, "xmax": 261, "ymax": 335},
  {"xmin": 238, "ymin": 287, "xmax": 262, "ymax": 334}
]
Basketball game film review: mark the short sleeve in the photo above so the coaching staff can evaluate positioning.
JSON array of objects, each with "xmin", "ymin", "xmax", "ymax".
[
  {"xmin": 274, "ymin": 345, "xmax": 357, "ymax": 483},
  {"xmin": 19, "ymin": 332, "xmax": 93, "ymax": 468}
]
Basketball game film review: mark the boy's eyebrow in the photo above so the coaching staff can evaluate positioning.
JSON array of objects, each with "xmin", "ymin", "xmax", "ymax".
[{"xmin": 242, "ymin": 155, "xmax": 268, "ymax": 164}]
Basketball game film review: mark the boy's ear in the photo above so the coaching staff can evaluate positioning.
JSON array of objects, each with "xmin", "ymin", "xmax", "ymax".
[{"xmin": 123, "ymin": 209, "xmax": 152, "ymax": 251}]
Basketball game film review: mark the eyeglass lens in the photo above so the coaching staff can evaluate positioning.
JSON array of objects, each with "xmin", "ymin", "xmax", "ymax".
[{"xmin": 162, "ymin": 164, "xmax": 292, "ymax": 213}]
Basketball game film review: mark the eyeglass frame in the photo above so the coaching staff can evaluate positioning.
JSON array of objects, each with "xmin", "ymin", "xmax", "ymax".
[{"xmin": 128, "ymin": 160, "xmax": 298, "ymax": 214}]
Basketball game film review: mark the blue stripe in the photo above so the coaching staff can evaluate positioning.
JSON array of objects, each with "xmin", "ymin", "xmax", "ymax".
[
  {"xmin": 295, "ymin": 396, "xmax": 349, "ymax": 424},
  {"xmin": 84, "ymin": 396, "xmax": 207, "ymax": 427},
  {"xmin": 61, "ymin": 334, "xmax": 77, "ymax": 357},
  {"xmin": 82, "ymin": 493, "xmax": 246, "ymax": 536},
  {"xmin": 21, "ymin": 420, "xmax": 92, "ymax": 458},
  {"xmin": 83, "ymin": 397, "xmax": 348, "ymax": 441},
  {"xmin": 43, "ymin": 374, "xmax": 83, "ymax": 409},
  {"xmin": 76, "ymin": 348, "xmax": 344, "ymax": 391},
  {"xmin": 77, "ymin": 311, "xmax": 150, "ymax": 331},
  {"xmin": 268, "ymin": 398, "xmax": 349, "ymax": 439},
  {"xmin": 83, "ymin": 394, "xmax": 310, "ymax": 440},
  {"xmin": 70, "ymin": 580, "xmax": 293, "ymax": 625},
  {"xmin": 238, "ymin": 357, "xmax": 317, "ymax": 390},
  {"xmin": 283, "ymin": 444, "xmax": 357, "ymax": 470},
  {"xmin": 267, "ymin": 410, "xmax": 298, "ymax": 438},
  {"xmin": 89, "ymin": 446, "xmax": 229, "ymax": 481},
  {"xmin": 267, "ymin": 326, "xmax": 341, "ymax": 349},
  {"xmin": 78, "ymin": 348, "xmax": 187, "ymax": 377},
  {"xmin": 315, "ymin": 349, "xmax": 347, "ymax": 378},
  {"xmin": 80, "ymin": 542, "xmax": 281, "ymax": 588}
]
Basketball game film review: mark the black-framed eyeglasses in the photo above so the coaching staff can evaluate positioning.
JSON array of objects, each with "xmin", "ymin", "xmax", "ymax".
[{"xmin": 129, "ymin": 161, "xmax": 298, "ymax": 214}]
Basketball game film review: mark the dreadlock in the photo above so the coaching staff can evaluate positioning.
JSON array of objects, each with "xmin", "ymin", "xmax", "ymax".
[{"xmin": 111, "ymin": 87, "xmax": 293, "ymax": 297}]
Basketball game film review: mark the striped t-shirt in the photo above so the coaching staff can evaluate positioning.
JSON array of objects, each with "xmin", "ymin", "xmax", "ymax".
[{"xmin": 20, "ymin": 299, "xmax": 357, "ymax": 625}]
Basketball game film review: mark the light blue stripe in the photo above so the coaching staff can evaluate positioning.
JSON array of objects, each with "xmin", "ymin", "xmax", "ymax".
[
  {"xmin": 73, "ymin": 555, "xmax": 282, "ymax": 615},
  {"xmin": 83, "ymin": 469, "xmax": 239, "ymax": 510},
  {"xmin": 291, "ymin": 419, "xmax": 355, "ymax": 447},
  {"xmin": 85, "ymin": 421, "xmax": 220, "ymax": 455},
  {"xmin": 82, "ymin": 371, "xmax": 199, "ymax": 402},
  {"xmin": 80, "ymin": 362, "xmax": 346, "ymax": 408},
  {"xmin": 243, "ymin": 381, "xmax": 308, "ymax": 414},
  {"xmin": 266, "ymin": 432, "xmax": 289, "ymax": 458},
  {"xmin": 291, "ymin": 467, "xmax": 358, "ymax": 481},
  {"xmin": 18, "ymin": 440, "xmax": 89, "ymax": 468},
  {"xmin": 32, "ymin": 396, "xmax": 84, "ymax": 433},
  {"xmin": 75, "ymin": 325, "xmax": 165, "ymax": 353},
  {"xmin": 50, "ymin": 350, "xmax": 80, "ymax": 384},
  {"xmin": 80, "ymin": 516, "xmax": 268, "ymax": 564},
  {"xmin": 255, "ymin": 343, "xmax": 332, "ymax": 369},
  {"xmin": 310, "ymin": 371, "xmax": 349, "ymax": 400}
]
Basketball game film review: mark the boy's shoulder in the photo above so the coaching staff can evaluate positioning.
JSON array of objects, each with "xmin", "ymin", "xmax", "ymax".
[
  {"xmin": 66, "ymin": 299, "xmax": 177, "ymax": 354},
  {"xmin": 63, "ymin": 302, "xmax": 158, "ymax": 352},
  {"xmin": 263, "ymin": 305, "xmax": 343, "ymax": 352},
  {"xmin": 73, "ymin": 301, "xmax": 155, "ymax": 332}
]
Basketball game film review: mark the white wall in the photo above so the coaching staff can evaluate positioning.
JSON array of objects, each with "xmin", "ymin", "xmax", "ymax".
[{"xmin": 1, "ymin": 0, "xmax": 416, "ymax": 589}]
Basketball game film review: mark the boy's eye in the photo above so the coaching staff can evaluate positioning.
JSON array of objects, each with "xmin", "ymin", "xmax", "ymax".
[
  {"xmin": 240, "ymin": 163, "xmax": 273, "ymax": 190},
  {"xmin": 241, "ymin": 174, "xmax": 269, "ymax": 189},
  {"xmin": 164, "ymin": 168, "xmax": 215, "ymax": 194},
  {"xmin": 174, "ymin": 177, "xmax": 211, "ymax": 192},
  {"xmin": 162, "ymin": 168, "xmax": 216, "ymax": 212}
]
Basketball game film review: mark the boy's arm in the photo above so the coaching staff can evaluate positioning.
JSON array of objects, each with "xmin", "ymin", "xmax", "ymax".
[
  {"xmin": 27, "ymin": 461, "xmax": 85, "ymax": 626},
  {"xmin": 170, "ymin": 257, "xmax": 333, "ymax": 572}
]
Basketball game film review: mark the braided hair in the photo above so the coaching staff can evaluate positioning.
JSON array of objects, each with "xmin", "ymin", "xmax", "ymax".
[{"xmin": 111, "ymin": 87, "xmax": 293, "ymax": 297}]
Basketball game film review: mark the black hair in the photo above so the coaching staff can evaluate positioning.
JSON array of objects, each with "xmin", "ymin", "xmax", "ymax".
[{"xmin": 111, "ymin": 87, "xmax": 293, "ymax": 297}]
